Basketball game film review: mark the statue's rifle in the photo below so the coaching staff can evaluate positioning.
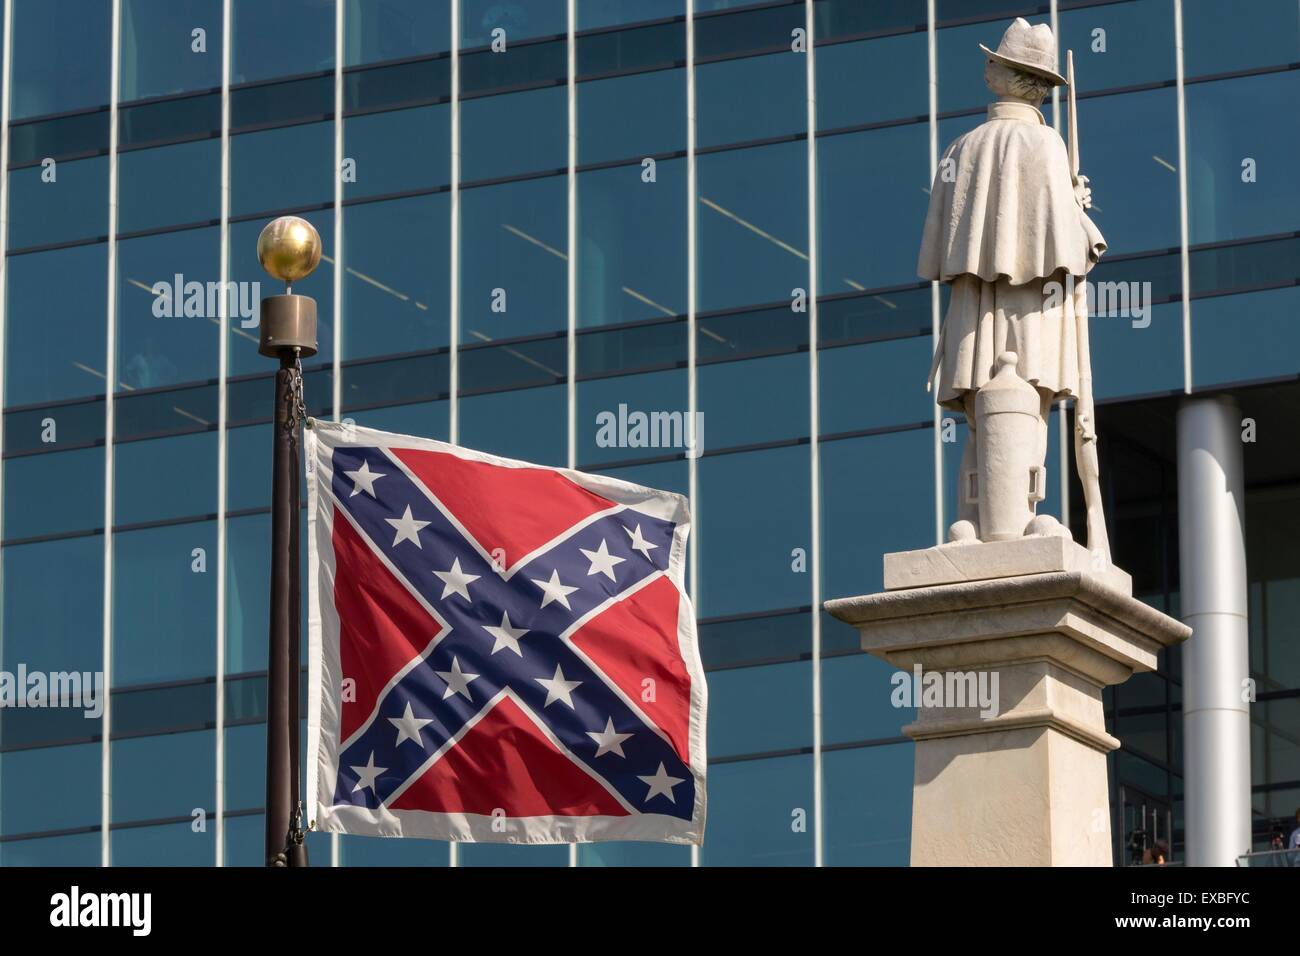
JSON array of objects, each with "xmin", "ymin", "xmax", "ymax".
[{"xmin": 1067, "ymin": 49, "xmax": 1110, "ymax": 562}]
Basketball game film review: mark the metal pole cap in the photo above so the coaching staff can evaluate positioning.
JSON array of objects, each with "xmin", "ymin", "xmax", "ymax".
[{"xmin": 259, "ymin": 293, "xmax": 318, "ymax": 358}]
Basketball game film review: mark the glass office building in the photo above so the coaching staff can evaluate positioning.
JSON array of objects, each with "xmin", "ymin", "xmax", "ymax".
[{"xmin": 0, "ymin": 0, "xmax": 1296, "ymax": 866}]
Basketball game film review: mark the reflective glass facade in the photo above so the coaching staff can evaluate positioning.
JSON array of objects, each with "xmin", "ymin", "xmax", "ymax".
[{"xmin": 0, "ymin": 0, "xmax": 1297, "ymax": 867}]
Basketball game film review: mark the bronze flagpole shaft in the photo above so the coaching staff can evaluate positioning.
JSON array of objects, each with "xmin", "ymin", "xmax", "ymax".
[{"xmin": 256, "ymin": 217, "xmax": 322, "ymax": 867}]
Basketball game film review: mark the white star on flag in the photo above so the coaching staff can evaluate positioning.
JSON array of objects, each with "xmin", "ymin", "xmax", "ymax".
[
  {"xmin": 587, "ymin": 717, "xmax": 633, "ymax": 758},
  {"xmin": 387, "ymin": 701, "xmax": 433, "ymax": 748},
  {"xmin": 351, "ymin": 752, "xmax": 386, "ymax": 793},
  {"xmin": 637, "ymin": 762, "xmax": 684, "ymax": 804},
  {"xmin": 482, "ymin": 611, "xmax": 529, "ymax": 656},
  {"xmin": 385, "ymin": 505, "xmax": 430, "ymax": 548},
  {"xmin": 531, "ymin": 568, "xmax": 579, "ymax": 610},
  {"xmin": 623, "ymin": 523, "xmax": 659, "ymax": 560},
  {"xmin": 535, "ymin": 664, "xmax": 582, "ymax": 708},
  {"xmin": 345, "ymin": 460, "xmax": 385, "ymax": 498},
  {"xmin": 434, "ymin": 557, "xmax": 480, "ymax": 602},
  {"xmin": 435, "ymin": 656, "xmax": 480, "ymax": 701},
  {"xmin": 579, "ymin": 538, "xmax": 626, "ymax": 581}
]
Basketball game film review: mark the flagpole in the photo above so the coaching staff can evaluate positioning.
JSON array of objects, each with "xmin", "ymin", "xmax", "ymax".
[{"xmin": 256, "ymin": 216, "xmax": 322, "ymax": 867}]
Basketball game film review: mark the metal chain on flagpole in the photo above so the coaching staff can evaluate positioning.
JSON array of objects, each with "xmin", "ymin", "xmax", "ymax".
[{"xmin": 290, "ymin": 347, "xmax": 308, "ymax": 427}]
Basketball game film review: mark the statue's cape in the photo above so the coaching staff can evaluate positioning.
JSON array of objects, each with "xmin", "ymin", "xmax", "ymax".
[{"xmin": 918, "ymin": 101, "xmax": 1106, "ymax": 286}]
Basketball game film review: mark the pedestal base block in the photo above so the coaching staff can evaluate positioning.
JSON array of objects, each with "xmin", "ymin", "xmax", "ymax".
[{"xmin": 826, "ymin": 542, "xmax": 1189, "ymax": 867}]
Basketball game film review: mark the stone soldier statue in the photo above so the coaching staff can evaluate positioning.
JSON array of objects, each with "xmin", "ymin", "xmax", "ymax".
[{"xmin": 920, "ymin": 17, "xmax": 1110, "ymax": 560}]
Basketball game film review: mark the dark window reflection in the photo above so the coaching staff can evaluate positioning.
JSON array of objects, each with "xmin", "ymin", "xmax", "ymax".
[
  {"xmin": 459, "ymin": 175, "xmax": 566, "ymax": 340},
  {"xmin": 11, "ymin": 0, "xmax": 111, "ymax": 120},
  {"xmin": 121, "ymin": 0, "xmax": 223, "ymax": 102},
  {"xmin": 6, "ymin": 244, "xmax": 109, "ymax": 407}
]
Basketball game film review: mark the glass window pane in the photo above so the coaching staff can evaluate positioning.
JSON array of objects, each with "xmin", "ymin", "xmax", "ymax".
[
  {"xmin": 821, "ymin": 430, "xmax": 934, "ymax": 600},
  {"xmin": 823, "ymin": 652, "xmax": 913, "ymax": 745},
  {"xmin": 9, "ymin": 156, "xmax": 109, "ymax": 250},
  {"xmin": 114, "ymin": 432, "xmax": 218, "ymax": 526},
  {"xmin": 577, "ymin": 841, "xmax": 689, "ymax": 866},
  {"xmin": 113, "ymin": 820, "xmax": 214, "ymax": 865},
  {"xmin": 121, "ymin": 0, "xmax": 224, "ymax": 102},
  {"xmin": 11, "ymin": 0, "xmax": 111, "ymax": 120},
  {"xmin": 697, "ymin": 445, "xmax": 810, "ymax": 618},
  {"xmin": 223, "ymin": 722, "xmax": 263, "ymax": 812},
  {"xmin": 578, "ymin": 0, "xmax": 683, "ymax": 32},
  {"xmin": 340, "ymin": 833, "xmax": 448, "ymax": 865},
  {"xmin": 0, "ymin": 742, "xmax": 100, "ymax": 834},
  {"xmin": 708, "ymin": 661, "xmax": 812, "ymax": 757},
  {"xmin": 118, "ymin": 141, "xmax": 221, "ymax": 234},
  {"xmin": 225, "ymin": 513, "xmax": 270, "ymax": 675},
  {"xmin": 815, "ymin": 32, "xmax": 928, "ymax": 129},
  {"xmin": 460, "ymin": 37, "xmax": 564, "ymax": 95},
  {"xmin": 1, "ymin": 535, "xmax": 104, "ymax": 675},
  {"xmin": 578, "ymin": 319, "xmax": 686, "ymax": 379},
  {"xmin": 458, "ymin": 384, "xmax": 566, "ymax": 466},
  {"xmin": 349, "ymin": 400, "xmax": 449, "ymax": 439},
  {"xmin": 576, "ymin": 368, "xmax": 688, "ymax": 466},
  {"xmin": 814, "ymin": 0, "xmax": 927, "ymax": 40},
  {"xmin": 577, "ymin": 161, "xmax": 686, "ymax": 327},
  {"xmin": 460, "ymin": 175, "xmax": 567, "ymax": 340},
  {"xmin": 461, "ymin": 86, "xmax": 567, "ymax": 181},
  {"xmin": 343, "ymin": 106, "xmax": 449, "ymax": 199},
  {"xmin": 4, "ymin": 446, "xmax": 104, "ymax": 541},
  {"xmin": 1074, "ymin": 88, "xmax": 1180, "ymax": 256},
  {"xmin": 596, "ymin": 458, "xmax": 688, "ymax": 498},
  {"xmin": 577, "ymin": 69, "xmax": 685, "ymax": 167},
  {"xmin": 343, "ymin": 356, "xmax": 451, "ymax": 417},
  {"xmin": 817, "ymin": 124, "xmax": 929, "ymax": 293},
  {"xmin": 458, "ymin": 842, "xmax": 567, "ymax": 865},
  {"xmin": 697, "ymin": 142, "xmax": 808, "ymax": 313},
  {"xmin": 230, "ymin": 122, "xmax": 335, "ymax": 217},
  {"xmin": 697, "ymin": 51, "xmax": 806, "ymax": 148},
  {"xmin": 113, "ymin": 522, "xmax": 217, "ymax": 686},
  {"xmin": 1186, "ymin": 72, "xmax": 1300, "ymax": 246},
  {"xmin": 1091, "ymin": 301, "xmax": 1182, "ymax": 400},
  {"xmin": 117, "ymin": 227, "xmax": 222, "ymax": 391},
  {"xmin": 820, "ymin": 338, "xmax": 934, "ymax": 435},
  {"xmin": 112, "ymin": 729, "xmax": 215, "ymax": 823},
  {"xmin": 342, "ymin": 195, "xmax": 451, "ymax": 360},
  {"xmin": 221, "ymin": 811, "xmax": 262, "ymax": 864},
  {"xmin": 1058, "ymin": 0, "xmax": 1175, "ymax": 91},
  {"xmin": 0, "ymin": 831, "xmax": 100, "ymax": 865},
  {"xmin": 698, "ymin": 353, "xmax": 807, "ymax": 449},
  {"xmin": 461, "ymin": 0, "xmax": 566, "ymax": 46},
  {"xmin": 823, "ymin": 743, "xmax": 912, "ymax": 865},
  {"xmin": 345, "ymin": 0, "xmax": 450, "ymax": 66},
  {"xmin": 937, "ymin": 20, "xmax": 1005, "ymax": 116},
  {"xmin": 232, "ymin": 0, "xmax": 336, "ymax": 85},
  {"xmin": 1191, "ymin": 287, "xmax": 1300, "ymax": 389},
  {"xmin": 1183, "ymin": 0, "xmax": 1299, "ymax": 76},
  {"xmin": 701, "ymin": 753, "xmax": 813, "ymax": 866}
]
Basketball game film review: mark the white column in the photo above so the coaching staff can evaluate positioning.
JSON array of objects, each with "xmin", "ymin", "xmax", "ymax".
[{"xmin": 1177, "ymin": 395, "xmax": 1251, "ymax": 866}]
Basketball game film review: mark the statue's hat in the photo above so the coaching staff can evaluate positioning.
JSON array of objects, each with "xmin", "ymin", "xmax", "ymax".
[{"xmin": 979, "ymin": 17, "xmax": 1067, "ymax": 86}]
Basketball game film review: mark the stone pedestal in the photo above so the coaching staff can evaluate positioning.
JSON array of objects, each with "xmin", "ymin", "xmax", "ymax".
[{"xmin": 826, "ymin": 537, "xmax": 1189, "ymax": 867}]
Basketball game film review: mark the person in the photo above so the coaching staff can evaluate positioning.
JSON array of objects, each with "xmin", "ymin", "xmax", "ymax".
[
  {"xmin": 1288, "ymin": 807, "xmax": 1300, "ymax": 849},
  {"xmin": 919, "ymin": 17, "xmax": 1106, "ymax": 548}
]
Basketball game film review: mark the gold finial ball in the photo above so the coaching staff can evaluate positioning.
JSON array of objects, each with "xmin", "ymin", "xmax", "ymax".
[{"xmin": 257, "ymin": 216, "xmax": 322, "ymax": 284}]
